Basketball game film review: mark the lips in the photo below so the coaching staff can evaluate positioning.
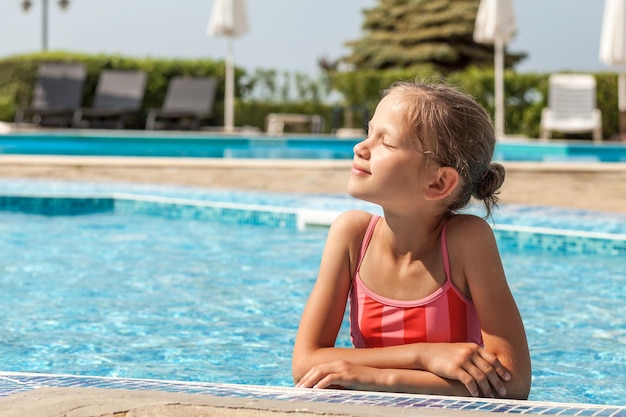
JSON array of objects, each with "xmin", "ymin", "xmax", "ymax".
[{"xmin": 351, "ymin": 163, "xmax": 370, "ymax": 175}]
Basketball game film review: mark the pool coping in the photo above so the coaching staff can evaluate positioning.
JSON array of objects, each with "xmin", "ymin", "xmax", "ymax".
[{"xmin": 1, "ymin": 372, "xmax": 625, "ymax": 417}]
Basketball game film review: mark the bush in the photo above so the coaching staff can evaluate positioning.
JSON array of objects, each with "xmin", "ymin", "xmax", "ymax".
[
  {"xmin": 1, "ymin": 52, "xmax": 623, "ymax": 138},
  {"xmin": 329, "ymin": 68, "xmax": 623, "ymax": 140},
  {"xmin": 0, "ymin": 52, "xmax": 226, "ymax": 128}
]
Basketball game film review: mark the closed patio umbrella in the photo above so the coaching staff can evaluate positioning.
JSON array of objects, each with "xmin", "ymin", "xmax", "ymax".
[
  {"xmin": 207, "ymin": 0, "xmax": 249, "ymax": 133},
  {"xmin": 599, "ymin": 0, "xmax": 626, "ymax": 140},
  {"xmin": 473, "ymin": 0, "xmax": 517, "ymax": 138}
]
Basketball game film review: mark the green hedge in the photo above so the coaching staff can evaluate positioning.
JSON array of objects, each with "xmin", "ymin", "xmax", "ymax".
[
  {"xmin": 330, "ymin": 68, "xmax": 622, "ymax": 140},
  {"xmin": 1, "ymin": 52, "xmax": 623, "ymax": 138},
  {"xmin": 0, "ymin": 52, "xmax": 228, "ymax": 128}
]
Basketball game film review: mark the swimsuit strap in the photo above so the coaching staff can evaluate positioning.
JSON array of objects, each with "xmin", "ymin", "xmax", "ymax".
[
  {"xmin": 440, "ymin": 223, "xmax": 452, "ymax": 283},
  {"xmin": 355, "ymin": 215, "xmax": 380, "ymax": 273},
  {"xmin": 355, "ymin": 216, "xmax": 450, "ymax": 283}
]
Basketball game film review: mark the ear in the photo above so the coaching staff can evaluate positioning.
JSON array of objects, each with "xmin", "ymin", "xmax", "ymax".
[{"xmin": 423, "ymin": 167, "xmax": 460, "ymax": 201}]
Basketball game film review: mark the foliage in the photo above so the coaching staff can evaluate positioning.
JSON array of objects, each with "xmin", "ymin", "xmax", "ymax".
[
  {"xmin": 0, "ymin": 52, "xmax": 226, "ymax": 127},
  {"xmin": 329, "ymin": 68, "xmax": 623, "ymax": 140},
  {"xmin": 0, "ymin": 53, "xmax": 333, "ymax": 130},
  {"xmin": 343, "ymin": 0, "xmax": 525, "ymax": 73},
  {"xmin": 1, "ymin": 52, "xmax": 623, "ymax": 139},
  {"xmin": 241, "ymin": 68, "xmax": 331, "ymax": 104},
  {"xmin": 236, "ymin": 101, "xmax": 333, "ymax": 132}
]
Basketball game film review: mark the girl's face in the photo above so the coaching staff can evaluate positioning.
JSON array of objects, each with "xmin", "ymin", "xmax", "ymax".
[{"xmin": 348, "ymin": 93, "xmax": 433, "ymax": 208}]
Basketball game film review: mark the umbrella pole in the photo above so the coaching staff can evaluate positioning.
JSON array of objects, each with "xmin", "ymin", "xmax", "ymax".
[
  {"xmin": 224, "ymin": 38, "xmax": 235, "ymax": 133},
  {"xmin": 494, "ymin": 37, "xmax": 505, "ymax": 138},
  {"xmin": 617, "ymin": 73, "xmax": 626, "ymax": 142}
]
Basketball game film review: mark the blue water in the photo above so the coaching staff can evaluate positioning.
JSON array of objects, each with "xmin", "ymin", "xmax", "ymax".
[
  {"xmin": 0, "ymin": 207, "xmax": 624, "ymax": 405},
  {"xmin": 2, "ymin": 131, "xmax": 626, "ymax": 162}
]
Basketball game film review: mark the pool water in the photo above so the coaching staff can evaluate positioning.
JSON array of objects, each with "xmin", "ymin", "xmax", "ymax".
[
  {"xmin": 0, "ymin": 212, "xmax": 326, "ymax": 383},
  {"xmin": 0, "ymin": 210, "xmax": 624, "ymax": 405},
  {"xmin": 2, "ymin": 131, "xmax": 626, "ymax": 162}
]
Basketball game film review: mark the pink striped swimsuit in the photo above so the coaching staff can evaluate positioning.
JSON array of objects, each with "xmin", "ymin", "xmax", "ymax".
[{"xmin": 349, "ymin": 215, "xmax": 483, "ymax": 348}]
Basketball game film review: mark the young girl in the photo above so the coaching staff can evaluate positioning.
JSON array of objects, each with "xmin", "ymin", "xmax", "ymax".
[{"xmin": 292, "ymin": 81, "xmax": 531, "ymax": 399}]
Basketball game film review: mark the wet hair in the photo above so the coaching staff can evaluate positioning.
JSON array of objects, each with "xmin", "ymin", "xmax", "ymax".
[{"xmin": 383, "ymin": 80, "xmax": 505, "ymax": 218}]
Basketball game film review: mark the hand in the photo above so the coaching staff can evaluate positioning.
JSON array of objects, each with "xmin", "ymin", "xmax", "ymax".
[
  {"xmin": 421, "ymin": 343, "xmax": 511, "ymax": 398},
  {"xmin": 295, "ymin": 360, "xmax": 379, "ymax": 391}
]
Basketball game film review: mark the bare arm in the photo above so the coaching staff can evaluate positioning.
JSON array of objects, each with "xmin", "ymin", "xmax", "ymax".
[
  {"xmin": 292, "ymin": 212, "xmax": 515, "ymax": 398},
  {"xmin": 448, "ymin": 215, "xmax": 532, "ymax": 399},
  {"xmin": 292, "ymin": 212, "xmax": 427, "ymax": 374}
]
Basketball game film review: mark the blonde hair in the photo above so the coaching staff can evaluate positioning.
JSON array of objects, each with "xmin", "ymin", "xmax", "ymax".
[{"xmin": 384, "ymin": 80, "xmax": 505, "ymax": 217}]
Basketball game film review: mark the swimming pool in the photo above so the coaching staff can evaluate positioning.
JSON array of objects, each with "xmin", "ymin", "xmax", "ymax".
[
  {"xmin": 0, "ymin": 180, "xmax": 625, "ymax": 407},
  {"xmin": 2, "ymin": 131, "xmax": 626, "ymax": 162}
]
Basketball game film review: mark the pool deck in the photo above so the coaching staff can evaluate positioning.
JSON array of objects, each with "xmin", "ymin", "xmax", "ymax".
[
  {"xmin": 0, "ymin": 387, "xmax": 534, "ymax": 417},
  {"xmin": 0, "ymin": 154, "xmax": 625, "ymax": 215},
  {"xmin": 3, "ymin": 373, "xmax": 625, "ymax": 417}
]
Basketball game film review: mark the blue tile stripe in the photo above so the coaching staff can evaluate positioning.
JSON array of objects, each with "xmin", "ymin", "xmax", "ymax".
[
  {"xmin": 0, "ymin": 372, "xmax": 625, "ymax": 416},
  {"xmin": 0, "ymin": 194, "xmax": 298, "ymax": 229},
  {"xmin": 0, "ymin": 195, "xmax": 114, "ymax": 215},
  {"xmin": 0, "ymin": 194, "xmax": 625, "ymax": 254},
  {"xmin": 494, "ymin": 225, "xmax": 626, "ymax": 255},
  {"xmin": 113, "ymin": 195, "xmax": 298, "ymax": 229}
]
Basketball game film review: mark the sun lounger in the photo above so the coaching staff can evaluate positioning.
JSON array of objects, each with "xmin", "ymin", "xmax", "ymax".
[
  {"xmin": 540, "ymin": 74, "xmax": 603, "ymax": 142},
  {"xmin": 73, "ymin": 70, "xmax": 147, "ymax": 129},
  {"xmin": 145, "ymin": 76, "xmax": 218, "ymax": 130},
  {"xmin": 14, "ymin": 62, "xmax": 87, "ymax": 127}
]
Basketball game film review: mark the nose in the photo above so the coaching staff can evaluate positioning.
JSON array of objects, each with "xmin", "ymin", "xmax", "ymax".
[{"xmin": 353, "ymin": 138, "xmax": 370, "ymax": 159}]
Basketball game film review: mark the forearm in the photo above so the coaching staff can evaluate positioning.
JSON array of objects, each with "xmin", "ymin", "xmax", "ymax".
[
  {"xmin": 293, "ymin": 344, "xmax": 419, "ymax": 383},
  {"xmin": 296, "ymin": 360, "xmax": 474, "ymax": 397},
  {"xmin": 379, "ymin": 368, "xmax": 472, "ymax": 397},
  {"xmin": 294, "ymin": 342, "xmax": 527, "ymax": 399}
]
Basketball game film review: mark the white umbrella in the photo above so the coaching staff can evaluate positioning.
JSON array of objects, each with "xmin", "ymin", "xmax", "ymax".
[
  {"xmin": 473, "ymin": 0, "xmax": 517, "ymax": 138},
  {"xmin": 207, "ymin": 0, "xmax": 249, "ymax": 133},
  {"xmin": 599, "ymin": 0, "xmax": 626, "ymax": 128}
]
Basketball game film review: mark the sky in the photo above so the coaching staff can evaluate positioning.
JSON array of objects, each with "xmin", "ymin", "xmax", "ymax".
[{"xmin": 0, "ymin": 0, "xmax": 612, "ymax": 77}]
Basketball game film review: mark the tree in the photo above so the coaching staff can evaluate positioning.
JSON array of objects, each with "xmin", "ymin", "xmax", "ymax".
[{"xmin": 342, "ymin": 0, "xmax": 525, "ymax": 73}]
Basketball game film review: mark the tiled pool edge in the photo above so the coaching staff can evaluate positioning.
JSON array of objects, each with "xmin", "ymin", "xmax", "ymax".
[
  {"xmin": 0, "ymin": 193, "xmax": 624, "ymax": 256},
  {"xmin": 493, "ymin": 224, "xmax": 626, "ymax": 255},
  {"xmin": 1, "ymin": 372, "xmax": 625, "ymax": 416}
]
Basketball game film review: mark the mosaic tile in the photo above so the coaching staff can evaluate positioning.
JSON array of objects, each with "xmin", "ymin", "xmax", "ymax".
[
  {"xmin": 0, "ymin": 195, "xmax": 114, "ymax": 215},
  {"xmin": 0, "ymin": 373, "xmax": 600, "ymax": 417},
  {"xmin": 113, "ymin": 197, "xmax": 297, "ymax": 229},
  {"xmin": 0, "ymin": 192, "xmax": 623, "ymax": 256}
]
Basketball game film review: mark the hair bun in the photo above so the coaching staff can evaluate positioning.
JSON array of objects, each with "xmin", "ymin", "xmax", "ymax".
[{"xmin": 473, "ymin": 163, "xmax": 505, "ymax": 202}]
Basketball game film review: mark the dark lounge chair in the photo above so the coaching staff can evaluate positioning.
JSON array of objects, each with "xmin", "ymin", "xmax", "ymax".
[
  {"xmin": 145, "ymin": 76, "xmax": 218, "ymax": 130},
  {"xmin": 73, "ymin": 70, "xmax": 147, "ymax": 129},
  {"xmin": 15, "ymin": 62, "xmax": 87, "ymax": 127}
]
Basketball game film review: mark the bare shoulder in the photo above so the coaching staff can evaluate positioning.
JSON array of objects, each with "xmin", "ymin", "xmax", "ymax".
[
  {"xmin": 445, "ymin": 214, "xmax": 495, "ymax": 242},
  {"xmin": 329, "ymin": 210, "xmax": 377, "ymax": 250},
  {"xmin": 324, "ymin": 210, "xmax": 378, "ymax": 278},
  {"xmin": 445, "ymin": 214, "xmax": 500, "ymax": 263},
  {"xmin": 330, "ymin": 210, "xmax": 377, "ymax": 236}
]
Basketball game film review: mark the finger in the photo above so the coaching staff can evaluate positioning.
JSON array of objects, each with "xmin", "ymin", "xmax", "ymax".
[
  {"xmin": 458, "ymin": 372, "xmax": 480, "ymax": 398},
  {"xmin": 478, "ymin": 349, "xmax": 511, "ymax": 381},
  {"xmin": 313, "ymin": 373, "xmax": 341, "ymax": 389},
  {"xmin": 472, "ymin": 353, "xmax": 507, "ymax": 397},
  {"xmin": 296, "ymin": 368, "xmax": 324, "ymax": 388},
  {"xmin": 464, "ymin": 363, "xmax": 494, "ymax": 398}
]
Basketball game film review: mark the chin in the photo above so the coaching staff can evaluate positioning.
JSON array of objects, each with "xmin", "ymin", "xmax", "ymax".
[
  {"xmin": 346, "ymin": 181, "xmax": 360, "ymax": 198},
  {"xmin": 347, "ymin": 184, "xmax": 375, "ymax": 204}
]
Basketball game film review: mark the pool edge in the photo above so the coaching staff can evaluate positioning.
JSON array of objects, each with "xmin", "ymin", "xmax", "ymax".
[{"xmin": 2, "ymin": 372, "xmax": 625, "ymax": 417}]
